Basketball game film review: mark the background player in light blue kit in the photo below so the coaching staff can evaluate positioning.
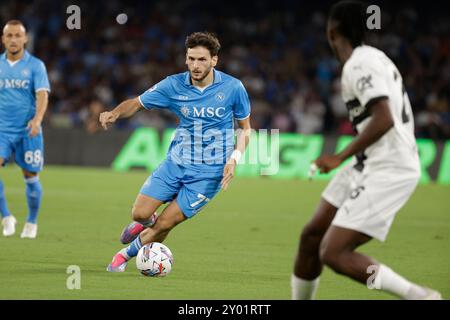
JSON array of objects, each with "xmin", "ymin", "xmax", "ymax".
[
  {"xmin": 0, "ymin": 20, "xmax": 50, "ymax": 239},
  {"xmin": 100, "ymin": 32, "xmax": 252, "ymax": 272}
]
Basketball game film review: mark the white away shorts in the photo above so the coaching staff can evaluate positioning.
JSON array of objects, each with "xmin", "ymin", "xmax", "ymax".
[{"xmin": 322, "ymin": 162, "xmax": 420, "ymax": 242}]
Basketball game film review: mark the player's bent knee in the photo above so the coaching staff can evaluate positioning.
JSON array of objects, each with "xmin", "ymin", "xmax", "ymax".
[
  {"xmin": 131, "ymin": 206, "xmax": 152, "ymax": 223},
  {"xmin": 301, "ymin": 224, "xmax": 321, "ymax": 244},
  {"xmin": 300, "ymin": 224, "xmax": 324, "ymax": 250}
]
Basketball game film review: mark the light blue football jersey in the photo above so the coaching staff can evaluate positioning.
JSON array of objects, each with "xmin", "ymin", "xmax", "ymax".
[
  {"xmin": 139, "ymin": 69, "xmax": 251, "ymax": 174},
  {"xmin": 0, "ymin": 50, "xmax": 51, "ymax": 134}
]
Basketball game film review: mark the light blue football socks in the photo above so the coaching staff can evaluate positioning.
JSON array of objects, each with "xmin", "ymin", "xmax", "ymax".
[
  {"xmin": 126, "ymin": 235, "xmax": 143, "ymax": 258},
  {"xmin": 25, "ymin": 176, "xmax": 42, "ymax": 224},
  {"xmin": 0, "ymin": 180, "xmax": 12, "ymax": 218}
]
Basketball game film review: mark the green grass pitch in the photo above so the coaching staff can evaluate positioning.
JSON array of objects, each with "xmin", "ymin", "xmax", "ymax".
[{"xmin": 0, "ymin": 165, "xmax": 449, "ymax": 299}]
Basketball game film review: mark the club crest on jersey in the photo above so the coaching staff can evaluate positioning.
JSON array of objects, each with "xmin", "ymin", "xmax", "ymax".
[
  {"xmin": 181, "ymin": 106, "xmax": 190, "ymax": 117},
  {"xmin": 356, "ymin": 75, "xmax": 373, "ymax": 94},
  {"xmin": 215, "ymin": 92, "xmax": 225, "ymax": 101},
  {"xmin": 21, "ymin": 69, "xmax": 30, "ymax": 77}
]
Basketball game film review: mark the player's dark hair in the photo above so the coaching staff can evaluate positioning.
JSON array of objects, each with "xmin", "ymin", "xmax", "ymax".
[
  {"xmin": 185, "ymin": 32, "xmax": 221, "ymax": 56},
  {"xmin": 329, "ymin": 1, "xmax": 366, "ymax": 48}
]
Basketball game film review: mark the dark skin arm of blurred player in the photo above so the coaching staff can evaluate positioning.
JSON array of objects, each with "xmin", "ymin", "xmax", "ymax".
[{"xmin": 315, "ymin": 98, "xmax": 394, "ymax": 173}]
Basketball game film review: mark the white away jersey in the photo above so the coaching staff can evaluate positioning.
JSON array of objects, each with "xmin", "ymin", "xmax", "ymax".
[{"xmin": 341, "ymin": 45, "xmax": 420, "ymax": 174}]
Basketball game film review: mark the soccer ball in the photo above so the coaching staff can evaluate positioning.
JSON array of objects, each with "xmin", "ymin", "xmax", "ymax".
[{"xmin": 136, "ymin": 242, "xmax": 173, "ymax": 277}]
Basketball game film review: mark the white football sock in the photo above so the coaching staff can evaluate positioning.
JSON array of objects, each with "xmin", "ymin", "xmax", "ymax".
[
  {"xmin": 373, "ymin": 264, "xmax": 427, "ymax": 299},
  {"xmin": 291, "ymin": 274, "xmax": 320, "ymax": 300}
]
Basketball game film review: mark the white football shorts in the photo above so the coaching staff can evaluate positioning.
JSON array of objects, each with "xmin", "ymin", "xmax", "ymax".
[{"xmin": 322, "ymin": 162, "xmax": 420, "ymax": 242}]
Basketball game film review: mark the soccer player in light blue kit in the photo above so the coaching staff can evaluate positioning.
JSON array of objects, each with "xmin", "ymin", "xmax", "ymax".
[
  {"xmin": 0, "ymin": 20, "xmax": 50, "ymax": 238},
  {"xmin": 100, "ymin": 32, "xmax": 252, "ymax": 272}
]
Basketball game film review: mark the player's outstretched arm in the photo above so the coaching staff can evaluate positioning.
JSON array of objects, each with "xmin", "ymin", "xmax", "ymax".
[
  {"xmin": 221, "ymin": 117, "xmax": 252, "ymax": 190},
  {"xmin": 99, "ymin": 97, "xmax": 143, "ymax": 130},
  {"xmin": 315, "ymin": 99, "xmax": 394, "ymax": 173}
]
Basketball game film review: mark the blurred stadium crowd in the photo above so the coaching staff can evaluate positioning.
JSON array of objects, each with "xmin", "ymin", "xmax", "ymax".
[{"xmin": 1, "ymin": 0, "xmax": 449, "ymax": 139}]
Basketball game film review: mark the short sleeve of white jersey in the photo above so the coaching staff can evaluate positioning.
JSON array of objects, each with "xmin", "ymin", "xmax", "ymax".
[{"xmin": 342, "ymin": 57, "xmax": 390, "ymax": 108}]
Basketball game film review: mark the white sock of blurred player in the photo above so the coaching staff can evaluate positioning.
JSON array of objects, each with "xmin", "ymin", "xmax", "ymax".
[
  {"xmin": 291, "ymin": 264, "xmax": 442, "ymax": 300},
  {"xmin": 373, "ymin": 264, "xmax": 442, "ymax": 300},
  {"xmin": 291, "ymin": 274, "xmax": 320, "ymax": 300}
]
